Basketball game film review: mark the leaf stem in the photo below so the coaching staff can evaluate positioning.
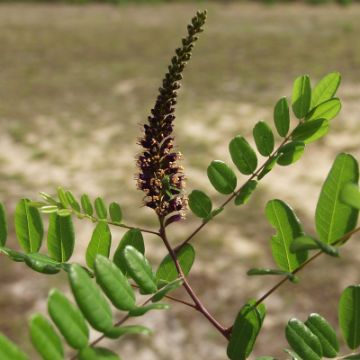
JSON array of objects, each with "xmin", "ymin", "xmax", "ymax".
[
  {"xmin": 159, "ymin": 217, "xmax": 230, "ymax": 339},
  {"xmin": 72, "ymin": 208, "xmax": 160, "ymax": 236},
  {"xmin": 225, "ymin": 225, "xmax": 360, "ymax": 334}
]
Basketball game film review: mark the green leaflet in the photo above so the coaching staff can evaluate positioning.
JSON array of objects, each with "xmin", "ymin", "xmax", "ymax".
[
  {"xmin": 292, "ymin": 119, "xmax": 329, "ymax": 144},
  {"xmin": 124, "ymin": 246, "xmax": 157, "ymax": 294},
  {"xmin": 227, "ymin": 300, "xmax": 266, "ymax": 360},
  {"xmin": 94, "ymin": 255, "xmax": 136, "ymax": 311},
  {"xmin": 69, "ymin": 264, "xmax": 113, "ymax": 333},
  {"xmin": 78, "ymin": 347, "xmax": 121, "ymax": 360},
  {"xmin": 48, "ymin": 289, "xmax": 89, "ymax": 350},
  {"xmin": 229, "ymin": 136, "xmax": 258, "ymax": 175},
  {"xmin": 81, "ymin": 194, "xmax": 93, "ymax": 216},
  {"xmin": 188, "ymin": 190, "xmax": 212, "ymax": 219},
  {"xmin": 0, "ymin": 202, "xmax": 8, "ymax": 246},
  {"xmin": 65, "ymin": 191, "xmax": 81, "ymax": 212},
  {"xmin": 94, "ymin": 197, "xmax": 107, "ymax": 219},
  {"xmin": 277, "ymin": 141, "xmax": 305, "ymax": 166},
  {"xmin": 25, "ymin": 253, "xmax": 61, "ymax": 274},
  {"xmin": 286, "ymin": 318, "xmax": 322, "ymax": 360},
  {"xmin": 315, "ymin": 153, "xmax": 359, "ymax": 244},
  {"xmin": 305, "ymin": 313, "xmax": 339, "ymax": 358},
  {"xmin": 57, "ymin": 187, "xmax": 70, "ymax": 209},
  {"xmin": 253, "ymin": 121, "xmax": 275, "ymax": 157},
  {"xmin": 306, "ymin": 98, "xmax": 341, "ymax": 122},
  {"xmin": 339, "ymin": 285, "xmax": 360, "ymax": 350},
  {"xmin": 152, "ymin": 279, "xmax": 184, "ymax": 302},
  {"xmin": 47, "ymin": 214, "xmax": 75, "ymax": 262},
  {"xmin": 257, "ymin": 155, "xmax": 279, "ymax": 180},
  {"xmin": 235, "ymin": 180, "xmax": 258, "ymax": 206},
  {"xmin": 105, "ymin": 325, "xmax": 151, "ymax": 339},
  {"xmin": 207, "ymin": 160, "xmax": 237, "ymax": 194},
  {"xmin": 109, "ymin": 202, "xmax": 122, "ymax": 223},
  {"xmin": 292, "ymin": 75, "xmax": 311, "ymax": 119},
  {"xmin": 274, "ymin": 97, "xmax": 290, "ymax": 137},
  {"xmin": 247, "ymin": 268, "xmax": 298, "ymax": 283},
  {"xmin": 256, "ymin": 357, "xmax": 276, "ymax": 360},
  {"xmin": 156, "ymin": 244, "xmax": 195, "ymax": 286},
  {"xmin": 0, "ymin": 247, "xmax": 26, "ymax": 262},
  {"xmin": 290, "ymin": 235, "xmax": 339, "ymax": 257},
  {"xmin": 341, "ymin": 183, "xmax": 360, "ymax": 210},
  {"xmin": 86, "ymin": 221, "xmax": 112, "ymax": 269},
  {"xmin": 113, "ymin": 229, "xmax": 144, "ymax": 275},
  {"xmin": 29, "ymin": 314, "xmax": 64, "ymax": 360},
  {"xmin": 129, "ymin": 303, "xmax": 170, "ymax": 317},
  {"xmin": 266, "ymin": 200, "xmax": 307, "ymax": 272},
  {"xmin": 0, "ymin": 333, "xmax": 29, "ymax": 360},
  {"xmin": 15, "ymin": 199, "xmax": 44, "ymax": 253},
  {"xmin": 311, "ymin": 72, "xmax": 341, "ymax": 109}
]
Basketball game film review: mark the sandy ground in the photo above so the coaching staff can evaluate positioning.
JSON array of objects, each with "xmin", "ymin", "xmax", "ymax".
[{"xmin": 0, "ymin": 3, "xmax": 360, "ymax": 359}]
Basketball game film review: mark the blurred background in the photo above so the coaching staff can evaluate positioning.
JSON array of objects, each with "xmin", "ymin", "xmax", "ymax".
[{"xmin": 1, "ymin": 1, "xmax": 360, "ymax": 359}]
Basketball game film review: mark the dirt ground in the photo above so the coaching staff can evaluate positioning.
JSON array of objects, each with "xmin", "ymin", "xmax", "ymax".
[{"xmin": 0, "ymin": 2, "xmax": 360, "ymax": 359}]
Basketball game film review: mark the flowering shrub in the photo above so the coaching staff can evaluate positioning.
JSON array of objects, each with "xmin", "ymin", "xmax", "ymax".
[{"xmin": 0, "ymin": 10, "xmax": 359, "ymax": 360}]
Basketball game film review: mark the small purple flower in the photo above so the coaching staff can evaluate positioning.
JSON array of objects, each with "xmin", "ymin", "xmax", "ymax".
[{"xmin": 136, "ymin": 11, "xmax": 207, "ymax": 219}]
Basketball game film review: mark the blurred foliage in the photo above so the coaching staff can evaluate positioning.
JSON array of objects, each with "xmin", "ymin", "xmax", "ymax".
[{"xmin": 0, "ymin": 0, "xmax": 357, "ymax": 5}]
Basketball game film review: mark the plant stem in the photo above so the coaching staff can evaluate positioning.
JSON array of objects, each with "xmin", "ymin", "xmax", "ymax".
[
  {"xmin": 131, "ymin": 283, "xmax": 197, "ymax": 309},
  {"xmin": 159, "ymin": 217, "xmax": 230, "ymax": 339}
]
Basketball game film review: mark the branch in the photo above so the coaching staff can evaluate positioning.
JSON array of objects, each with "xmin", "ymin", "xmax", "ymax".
[{"xmin": 159, "ymin": 217, "xmax": 230, "ymax": 339}]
